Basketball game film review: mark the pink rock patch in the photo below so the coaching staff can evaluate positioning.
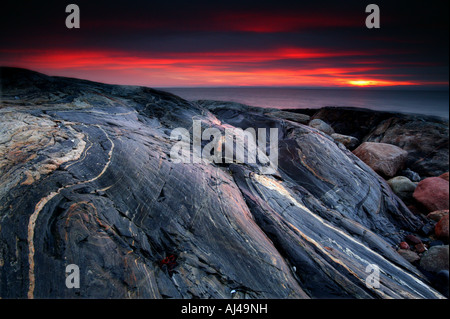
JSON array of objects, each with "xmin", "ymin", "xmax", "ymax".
[
  {"xmin": 352, "ymin": 142, "xmax": 407, "ymax": 178},
  {"xmin": 413, "ymin": 177, "xmax": 449, "ymax": 212}
]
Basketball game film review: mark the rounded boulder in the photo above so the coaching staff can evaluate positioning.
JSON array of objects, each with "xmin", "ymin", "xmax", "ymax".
[
  {"xmin": 352, "ymin": 142, "xmax": 408, "ymax": 178},
  {"xmin": 413, "ymin": 177, "xmax": 449, "ymax": 212}
]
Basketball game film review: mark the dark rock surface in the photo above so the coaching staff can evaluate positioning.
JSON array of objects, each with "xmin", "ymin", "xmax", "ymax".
[
  {"xmin": 330, "ymin": 133, "xmax": 359, "ymax": 150},
  {"xmin": 0, "ymin": 67, "xmax": 446, "ymax": 299},
  {"xmin": 309, "ymin": 107, "xmax": 449, "ymax": 178},
  {"xmin": 308, "ymin": 119, "xmax": 334, "ymax": 135},
  {"xmin": 420, "ymin": 246, "xmax": 449, "ymax": 274}
]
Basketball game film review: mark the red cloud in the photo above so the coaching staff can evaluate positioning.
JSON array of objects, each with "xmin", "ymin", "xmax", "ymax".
[{"xmin": 1, "ymin": 48, "xmax": 442, "ymax": 88}]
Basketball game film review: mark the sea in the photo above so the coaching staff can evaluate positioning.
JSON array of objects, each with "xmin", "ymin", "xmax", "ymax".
[{"xmin": 161, "ymin": 87, "xmax": 449, "ymax": 119}]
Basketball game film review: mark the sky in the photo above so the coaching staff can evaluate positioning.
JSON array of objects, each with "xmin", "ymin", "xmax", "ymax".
[{"xmin": 0, "ymin": 0, "xmax": 448, "ymax": 88}]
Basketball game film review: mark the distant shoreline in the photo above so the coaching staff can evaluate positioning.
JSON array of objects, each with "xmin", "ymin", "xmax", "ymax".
[{"xmin": 162, "ymin": 87, "xmax": 449, "ymax": 120}]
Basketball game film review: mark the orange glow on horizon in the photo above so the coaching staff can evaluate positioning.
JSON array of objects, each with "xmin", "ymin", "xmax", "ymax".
[
  {"xmin": 1, "ymin": 48, "xmax": 442, "ymax": 88},
  {"xmin": 346, "ymin": 79, "xmax": 418, "ymax": 87}
]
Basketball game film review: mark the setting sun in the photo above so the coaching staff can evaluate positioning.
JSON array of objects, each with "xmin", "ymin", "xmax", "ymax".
[
  {"xmin": 348, "ymin": 80, "xmax": 374, "ymax": 86},
  {"xmin": 346, "ymin": 79, "xmax": 419, "ymax": 87}
]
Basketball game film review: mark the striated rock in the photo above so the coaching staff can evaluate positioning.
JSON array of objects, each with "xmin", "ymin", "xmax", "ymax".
[
  {"xmin": 330, "ymin": 133, "xmax": 359, "ymax": 150},
  {"xmin": 398, "ymin": 249, "xmax": 420, "ymax": 263},
  {"xmin": 387, "ymin": 176, "xmax": 417, "ymax": 202},
  {"xmin": 308, "ymin": 119, "xmax": 334, "ymax": 135},
  {"xmin": 265, "ymin": 110, "xmax": 310, "ymax": 124},
  {"xmin": 439, "ymin": 172, "xmax": 449, "ymax": 181},
  {"xmin": 420, "ymin": 246, "xmax": 449, "ymax": 273},
  {"xmin": 352, "ymin": 142, "xmax": 408, "ymax": 178},
  {"xmin": 427, "ymin": 210, "xmax": 449, "ymax": 222},
  {"xmin": 435, "ymin": 214, "xmax": 449, "ymax": 241},
  {"xmin": 413, "ymin": 177, "xmax": 449, "ymax": 212},
  {"xmin": 0, "ymin": 67, "xmax": 445, "ymax": 299}
]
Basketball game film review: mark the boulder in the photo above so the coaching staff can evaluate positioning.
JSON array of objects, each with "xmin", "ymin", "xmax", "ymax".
[
  {"xmin": 415, "ymin": 243, "xmax": 427, "ymax": 253},
  {"xmin": 430, "ymin": 240, "xmax": 445, "ymax": 247},
  {"xmin": 398, "ymin": 249, "xmax": 420, "ymax": 263},
  {"xmin": 399, "ymin": 168, "xmax": 421, "ymax": 182},
  {"xmin": 331, "ymin": 133, "xmax": 359, "ymax": 150},
  {"xmin": 399, "ymin": 241, "xmax": 410, "ymax": 250},
  {"xmin": 352, "ymin": 142, "xmax": 408, "ymax": 178},
  {"xmin": 308, "ymin": 119, "xmax": 334, "ymax": 135},
  {"xmin": 405, "ymin": 234, "xmax": 422, "ymax": 245},
  {"xmin": 420, "ymin": 245, "xmax": 449, "ymax": 273},
  {"xmin": 435, "ymin": 214, "xmax": 449, "ymax": 241},
  {"xmin": 387, "ymin": 176, "xmax": 417, "ymax": 201},
  {"xmin": 439, "ymin": 172, "xmax": 449, "ymax": 181},
  {"xmin": 427, "ymin": 210, "xmax": 449, "ymax": 222},
  {"xmin": 413, "ymin": 177, "xmax": 449, "ymax": 212}
]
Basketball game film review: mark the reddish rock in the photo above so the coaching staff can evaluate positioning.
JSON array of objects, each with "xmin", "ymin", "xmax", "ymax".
[
  {"xmin": 439, "ymin": 172, "xmax": 449, "ymax": 181},
  {"xmin": 427, "ymin": 210, "xmax": 449, "ymax": 222},
  {"xmin": 352, "ymin": 142, "xmax": 408, "ymax": 178},
  {"xmin": 415, "ymin": 243, "xmax": 427, "ymax": 253},
  {"xmin": 405, "ymin": 234, "xmax": 422, "ymax": 245},
  {"xmin": 399, "ymin": 241, "xmax": 410, "ymax": 250},
  {"xmin": 413, "ymin": 177, "xmax": 449, "ymax": 212},
  {"xmin": 435, "ymin": 214, "xmax": 449, "ymax": 241}
]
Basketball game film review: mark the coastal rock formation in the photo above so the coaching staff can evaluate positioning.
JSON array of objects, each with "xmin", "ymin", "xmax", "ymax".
[
  {"xmin": 352, "ymin": 142, "xmax": 408, "ymax": 178},
  {"xmin": 308, "ymin": 107, "xmax": 449, "ymax": 178},
  {"xmin": 330, "ymin": 133, "xmax": 359, "ymax": 150},
  {"xmin": 420, "ymin": 246, "xmax": 449, "ymax": 274},
  {"xmin": 308, "ymin": 118, "xmax": 334, "ymax": 135},
  {"xmin": 0, "ymin": 67, "xmax": 447, "ymax": 299},
  {"xmin": 265, "ymin": 110, "xmax": 310, "ymax": 124}
]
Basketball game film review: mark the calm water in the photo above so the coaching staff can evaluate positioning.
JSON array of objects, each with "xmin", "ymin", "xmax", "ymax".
[{"xmin": 162, "ymin": 87, "xmax": 449, "ymax": 119}]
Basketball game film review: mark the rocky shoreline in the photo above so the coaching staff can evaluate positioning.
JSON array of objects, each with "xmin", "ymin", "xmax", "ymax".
[{"xmin": 0, "ymin": 67, "xmax": 448, "ymax": 298}]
